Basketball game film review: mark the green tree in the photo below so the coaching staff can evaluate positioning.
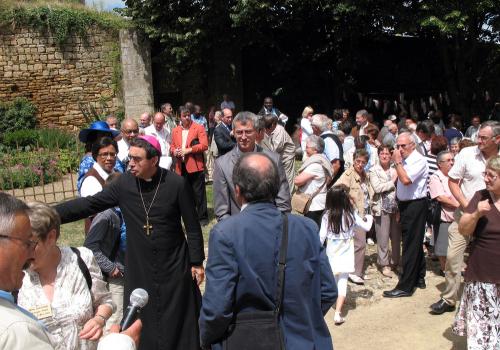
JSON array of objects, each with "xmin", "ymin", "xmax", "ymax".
[
  {"xmin": 391, "ymin": 1, "xmax": 500, "ymax": 120},
  {"xmin": 122, "ymin": 0, "xmax": 500, "ymax": 118}
]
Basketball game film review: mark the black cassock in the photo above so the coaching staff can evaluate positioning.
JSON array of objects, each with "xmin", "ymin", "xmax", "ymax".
[{"xmin": 56, "ymin": 168, "xmax": 204, "ymax": 350}]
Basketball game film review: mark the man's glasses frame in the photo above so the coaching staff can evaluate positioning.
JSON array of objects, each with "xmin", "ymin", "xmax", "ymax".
[{"xmin": 0, "ymin": 234, "xmax": 38, "ymax": 250}]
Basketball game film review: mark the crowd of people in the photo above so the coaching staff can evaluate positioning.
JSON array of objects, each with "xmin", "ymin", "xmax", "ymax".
[{"xmin": 0, "ymin": 94, "xmax": 499, "ymax": 350}]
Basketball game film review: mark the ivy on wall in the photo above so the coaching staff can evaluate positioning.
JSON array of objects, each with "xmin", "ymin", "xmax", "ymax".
[
  {"xmin": 0, "ymin": 1, "xmax": 129, "ymax": 102},
  {"xmin": 0, "ymin": 1, "xmax": 129, "ymax": 45}
]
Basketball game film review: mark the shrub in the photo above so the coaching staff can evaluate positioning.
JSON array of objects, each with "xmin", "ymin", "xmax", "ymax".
[
  {"xmin": 0, "ymin": 97, "xmax": 37, "ymax": 136},
  {"xmin": 2, "ymin": 129, "xmax": 39, "ymax": 150},
  {"xmin": 37, "ymin": 128, "xmax": 78, "ymax": 151}
]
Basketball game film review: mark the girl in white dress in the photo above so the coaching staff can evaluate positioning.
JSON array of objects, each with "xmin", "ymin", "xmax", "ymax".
[{"xmin": 319, "ymin": 185, "xmax": 373, "ymax": 325}]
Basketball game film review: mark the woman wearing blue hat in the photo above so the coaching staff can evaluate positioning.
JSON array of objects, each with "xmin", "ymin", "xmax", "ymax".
[{"xmin": 76, "ymin": 121, "xmax": 125, "ymax": 194}]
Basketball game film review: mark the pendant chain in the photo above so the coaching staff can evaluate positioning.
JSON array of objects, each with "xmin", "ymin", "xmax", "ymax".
[{"xmin": 138, "ymin": 169, "xmax": 163, "ymax": 235}]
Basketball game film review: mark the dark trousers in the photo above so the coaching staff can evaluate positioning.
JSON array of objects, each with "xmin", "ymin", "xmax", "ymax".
[
  {"xmin": 396, "ymin": 197, "xmax": 428, "ymax": 292},
  {"xmin": 181, "ymin": 163, "xmax": 208, "ymax": 222},
  {"xmin": 305, "ymin": 210, "xmax": 324, "ymax": 229}
]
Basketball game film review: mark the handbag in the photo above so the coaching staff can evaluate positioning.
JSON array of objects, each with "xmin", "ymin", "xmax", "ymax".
[
  {"xmin": 291, "ymin": 169, "xmax": 329, "ymax": 214},
  {"xmin": 222, "ymin": 214, "xmax": 289, "ymax": 350}
]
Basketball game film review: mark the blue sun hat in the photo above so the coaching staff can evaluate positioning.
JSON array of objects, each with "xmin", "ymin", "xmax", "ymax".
[{"xmin": 78, "ymin": 120, "xmax": 120, "ymax": 143}]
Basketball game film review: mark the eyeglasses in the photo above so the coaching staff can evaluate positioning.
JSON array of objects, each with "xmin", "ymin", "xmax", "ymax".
[
  {"xmin": 395, "ymin": 143, "xmax": 411, "ymax": 149},
  {"xmin": 354, "ymin": 159, "xmax": 368, "ymax": 166},
  {"xmin": 0, "ymin": 234, "xmax": 38, "ymax": 250},
  {"xmin": 129, "ymin": 155, "xmax": 145, "ymax": 163},
  {"xmin": 477, "ymin": 135, "xmax": 492, "ymax": 141},
  {"xmin": 98, "ymin": 152, "xmax": 117, "ymax": 159},
  {"xmin": 123, "ymin": 129, "xmax": 139, "ymax": 135},
  {"xmin": 483, "ymin": 171, "xmax": 498, "ymax": 181},
  {"xmin": 439, "ymin": 158, "xmax": 454, "ymax": 163}
]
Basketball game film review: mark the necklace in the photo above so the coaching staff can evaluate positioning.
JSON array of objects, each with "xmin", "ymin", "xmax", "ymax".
[{"xmin": 137, "ymin": 169, "xmax": 163, "ymax": 235}]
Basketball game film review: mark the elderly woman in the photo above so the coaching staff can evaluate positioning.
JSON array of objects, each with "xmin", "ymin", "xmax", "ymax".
[
  {"xmin": 449, "ymin": 137, "xmax": 461, "ymax": 156},
  {"xmin": 335, "ymin": 149, "xmax": 372, "ymax": 285},
  {"xmin": 18, "ymin": 202, "xmax": 114, "ymax": 350},
  {"xmin": 344, "ymin": 135, "xmax": 379, "ymax": 171},
  {"xmin": 300, "ymin": 106, "xmax": 314, "ymax": 160},
  {"xmin": 428, "ymin": 151, "xmax": 459, "ymax": 272},
  {"xmin": 368, "ymin": 145, "xmax": 401, "ymax": 277},
  {"xmin": 452, "ymin": 156, "xmax": 500, "ymax": 349},
  {"xmin": 294, "ymin": 135, "xmax": 333, "ymax": 226}
]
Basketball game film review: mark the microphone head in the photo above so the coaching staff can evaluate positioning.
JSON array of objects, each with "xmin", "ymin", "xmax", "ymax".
[{"xmin": 129, "ymin": 288, "xmax": 149, "ymax": 308}]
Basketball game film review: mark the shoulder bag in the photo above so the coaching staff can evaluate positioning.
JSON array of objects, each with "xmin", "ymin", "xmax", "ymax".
[
  {"xmin": 291, "ymin": 169, "xmax": 329, "ymax": 214},
  {"xmin": 222, "ymin": 214, "xmax": 289, "ymax": 350}
]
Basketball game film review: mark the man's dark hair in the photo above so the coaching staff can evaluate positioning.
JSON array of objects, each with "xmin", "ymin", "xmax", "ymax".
[
  {"xmin": 91, "ymin": 136, "xmax": 118, "ymax": 161},
  {"xmin": 178, "ymin": 106, "xmax": 189, "ymax": 115},
  {"xmin": 340, "ymin": 120, "xmax": 353, "ymax": 135},
  {"xmin": 416, "ymin": 120, "xmax": 435, "ymax": 137},
  {"xmin": 130, "ymin": 138, "xmax": 160, "ymax": 160},
  {"xmin": 232, "ymin": 152, "xmax": 280, "ymax": 203},
  {"xmin": 160, "ymin": 103, "xmax": 172, "ymax": 112},
  {"xmin": 263, "ymin": 114, "xmax": 278, "ymax": 129},
  {"xmin": 184, "ymin": 102, "xmax": 194, "ymax": 113},
  {"xmin": 332, "ymin": 109, "xmax": 343, "ymax": 121},
  {"xmin": 0, "ymin": 193, "xmax": 29, "ymax": 238}
]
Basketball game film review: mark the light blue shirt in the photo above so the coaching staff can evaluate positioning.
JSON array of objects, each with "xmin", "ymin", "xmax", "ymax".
[
  {"xmin": 191, "ymin": 114, "xmax": 208, "ymax": 131},
  {"xmin": 0, "ymin": 290, "xmax": 41, "ymax": 324},
  {"xmin": 321, "ymin": 131, "xmax": 340, "ymax": 162}
]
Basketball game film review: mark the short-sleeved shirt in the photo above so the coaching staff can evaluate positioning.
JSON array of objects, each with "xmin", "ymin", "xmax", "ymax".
[
  {"xmin": 464, "ymin": 189, "xmax": 500, "ymax": 284},
  {"xmin": 396, "ymin": 150, "xmax": 428, "ymax": 201},
  {"xmin": 428, "ymin": 170, "xmax": 456, "ymax": 222},
  {"xmin": 448, "ymin": 146, "xmax": 490, "ymax": 201},
  {"xmin": 301, "ymin": 163, "xmax": 328, "ymax": 211}
]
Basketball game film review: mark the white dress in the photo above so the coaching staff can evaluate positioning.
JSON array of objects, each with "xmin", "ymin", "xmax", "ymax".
[
  {"xmin": 319, "ymin": 212, "xmax": 373, "ymax": 274},
  {"xmin": 18, "ymin": 247, "xmax": 114, "ymax": 350}
]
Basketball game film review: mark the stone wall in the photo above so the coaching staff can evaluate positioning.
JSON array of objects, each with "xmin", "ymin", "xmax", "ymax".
[
  {"xmin": 120, "ymin": 29, "xmax": 154, "ymax": 119},
  {"xmin": 0, "ymin": 27, "xmax": 121, "ymax": 131}
]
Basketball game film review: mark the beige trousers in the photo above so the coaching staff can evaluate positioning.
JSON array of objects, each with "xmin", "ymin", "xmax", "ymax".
[
  {"xmin": 105, "ymin": 277, "xmax": 124, "ymax": 333},
  {"xmin": 353, "ymin": 227, "xmax": 366, "ymax": 277},
  {"xmin": 441, "ymin": 220, "xmax": 470, "ymax": 305}
]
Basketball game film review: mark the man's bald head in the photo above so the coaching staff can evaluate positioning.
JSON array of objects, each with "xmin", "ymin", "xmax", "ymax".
[
  {"xmin": 121, "ymin": 118, "xmax": 139, "ymax": 142},
  {"xmin": 233, "ymin": 153, "xmax": 280, "ymax": 204},
  {"xmin": 139, "ymin": 112, "xmax": 151, "ymax": 128},
  {"xmin": 396, "ymin": 132, "xmax": 416, "ymax": 159},
  {"xmin": 153, "ymin": 112, "xmax": 165, "ymax": 131}
]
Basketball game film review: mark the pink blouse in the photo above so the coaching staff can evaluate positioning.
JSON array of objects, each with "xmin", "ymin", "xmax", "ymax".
[{"xmin": 428, "ymin": 170, "xmax": 458, "ymax": 222}]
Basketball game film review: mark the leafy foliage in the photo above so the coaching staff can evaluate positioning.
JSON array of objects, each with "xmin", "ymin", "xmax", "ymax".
[
  {"xmin": 0, "ymin": 1, "xmax": 129, "ymax": 45},
  {"xmin": 0, "ymin": 97, "xmax": 37, "ymax": 136},
  {"xmin": 123, "ymin": 0, "xmax": 499, "ymax": 119}
]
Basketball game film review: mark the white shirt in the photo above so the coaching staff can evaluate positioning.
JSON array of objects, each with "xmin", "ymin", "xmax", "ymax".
[
  {"xmin": 301, "ymin": 163, "xmax": 328, "ymax": 211},
  {"xmin": 144, "ymin": 124, "xmax": 172, "ymax": 170},
  {"xmin": 117, "ymin": 138, "xmax": 130, "ymax": 164},
  {"xmin": 448, "ymin": 146, "xmax": 495, "ymax": 201},
  {"xmin": 319, "ymin": 211, "xmax": 373, "ymax": 241},
  {"xmin": 300, "ymin": 118, "xmax": 313, "ymax": 151},
  {"xmin": 80, "ymin": 163, "xmax": 111, "ymax": 197},
  {"xmin": 144, "ymin": 125, "xmax": 171, "ymax": 157},
  {"xmin": 396, "ymin": 149, "xmax": 429, "ymax": 201},
  {"xmin": 343, "ymin": 135, "xmax": 355, "ymax": 153}
]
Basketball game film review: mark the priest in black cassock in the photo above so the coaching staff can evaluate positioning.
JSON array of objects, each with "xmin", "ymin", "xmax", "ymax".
[{"xmin": 55, "ymin": 135, "xmax": 205, "ymax": 350}]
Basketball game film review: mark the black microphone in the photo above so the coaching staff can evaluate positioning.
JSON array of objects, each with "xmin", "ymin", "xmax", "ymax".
[{"xmin": 120, "ymin": 288, "xmax": 149, "ymax": 331}]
